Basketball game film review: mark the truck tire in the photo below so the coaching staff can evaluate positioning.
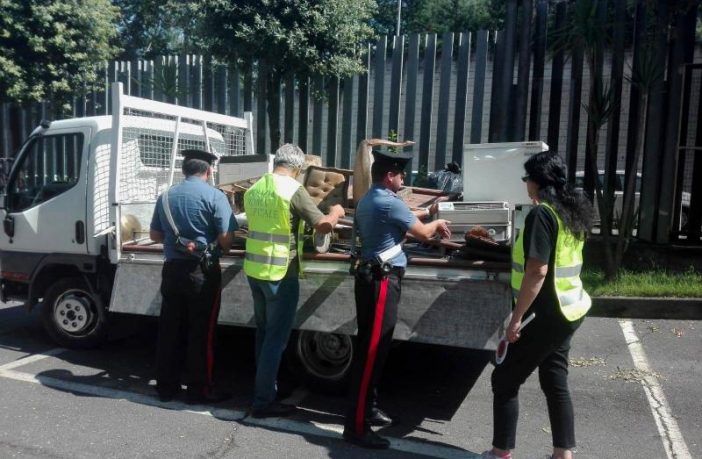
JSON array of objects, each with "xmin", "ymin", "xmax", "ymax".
[
  {"xmin": 285, "ymin": 330, "xmax": 354, "ymax": 394},
  {"xmin": 41, "ymin": 277, "xmax": 108, "ymax": 349}
]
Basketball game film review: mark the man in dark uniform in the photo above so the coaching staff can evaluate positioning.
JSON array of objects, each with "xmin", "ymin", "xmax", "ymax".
[
  {"xmin": 343, "ymin": 149, "xmax": 452, "ymax": 449},
  {"xmin": 149, "ymin": 149, "xmax": 237, "ymax": 404}
]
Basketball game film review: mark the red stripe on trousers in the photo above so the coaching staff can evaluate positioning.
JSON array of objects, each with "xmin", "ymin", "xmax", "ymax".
[
  {"xmin": 206, "ymin": 286, "xmax": 222, "ymax": 388},
  {"xmin": 355, "ymin": 277, "xmax": 389, "ymax": 435}
]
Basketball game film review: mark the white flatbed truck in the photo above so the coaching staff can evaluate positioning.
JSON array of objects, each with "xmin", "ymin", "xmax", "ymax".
[{"xmin": 0, "ymin": 83, "xmax": 511, "ymax": 389}]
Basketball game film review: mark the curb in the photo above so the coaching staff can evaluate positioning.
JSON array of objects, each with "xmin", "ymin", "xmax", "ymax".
[{"xmin": 590, "ymin": 297, "xmax": 702, "ymax": 320}]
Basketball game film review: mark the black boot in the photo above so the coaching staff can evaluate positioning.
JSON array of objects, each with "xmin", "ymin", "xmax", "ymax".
[
  {"xmin": 367, "ymin": 407, "xmax": 393, "ymax": 427},
  {"xmin": 343, "ymin": 428, "xmax": 390, "ymax": 449}
]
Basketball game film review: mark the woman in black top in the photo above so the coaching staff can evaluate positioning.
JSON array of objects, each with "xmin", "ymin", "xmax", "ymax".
[{"xmin": 481, "ymin": 152, "xmax": 593, "ymax": 459}]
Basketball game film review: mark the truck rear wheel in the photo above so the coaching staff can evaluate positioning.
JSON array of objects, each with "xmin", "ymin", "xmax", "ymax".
[
  {"xmin": 286, "ymin": 330, "xmax": 354, "ymax": 394},
  {"xmin": 41, "ymin": 277, "xmax": 107, "ymax": 349}
]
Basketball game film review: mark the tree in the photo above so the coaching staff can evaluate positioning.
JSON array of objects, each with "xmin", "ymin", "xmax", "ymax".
[
  {"xmin": 0, "ymin": 0, "xmax": 119, "ymax": 107},
  {"xmin": 200, "ymin": 0, "xmax": 376, "ymax": 149},
  {"xmin": 112, "ymin": 0, "xmax": 203, "ymax": 59},
  {"xmin": 408, "ymin": 0, "xmax": 502, "ymax": 33}
]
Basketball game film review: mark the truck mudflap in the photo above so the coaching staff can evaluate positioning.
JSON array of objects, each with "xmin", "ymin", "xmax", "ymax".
[{"xmin": 109, "ymin": 251, "xmax": 511, "ymax": 350}]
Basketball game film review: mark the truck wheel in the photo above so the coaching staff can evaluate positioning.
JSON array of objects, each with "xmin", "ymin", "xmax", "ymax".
[
  {"xmin": 41, "ymin": 277, "xmax": 107, "ymax": 349},
  {"xmin": 286, "ymin": 330, "xmax": 354, "ymax": 394}
]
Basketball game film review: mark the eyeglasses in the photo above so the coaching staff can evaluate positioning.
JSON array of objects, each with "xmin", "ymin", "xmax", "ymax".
[{"xmin": 521, "ymin": 175, "xmax": 530, "ymax": 183}]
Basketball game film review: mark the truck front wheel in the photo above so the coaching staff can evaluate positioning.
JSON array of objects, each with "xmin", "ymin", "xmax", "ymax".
[
  {"xmin": 286, "ymin": 330, "xmax": 354, "ymax": 394},
  {"xmin": 41, "ymin": 277, "xmax": 107, "ymax": 349}
]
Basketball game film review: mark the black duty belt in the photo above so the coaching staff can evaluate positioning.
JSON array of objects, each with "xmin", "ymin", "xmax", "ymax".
[{"xmin": 356, "ymin": 262, "xmax": 405, "ymax": 278}]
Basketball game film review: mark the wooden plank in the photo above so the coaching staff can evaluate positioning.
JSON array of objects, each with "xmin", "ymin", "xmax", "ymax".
[
  {"xmin": 340, "ymin": 76, "xmax": 354, "ymax": 169},
  {"xmin": 403, "ymin": 34, "xmax": 421, "ymax": 176},
  {"xmin": 565, "ymin": 44, "xmax": 584, "ymax": 183},
  {"xmin": 515, "ymin": 0, "xmax": 533, "ymax": 141},
  {"xmin": 326, "ymin": 77, "xmax": 340, "ymax": 167},
  {"xmin": 388, "ymin": 35, "xmax": 404, "ymax": 136},
  {"xmin": 356, "ymin": 44, "xmax": 371, "ymax": 146},
  {"xmin": 471, "ymin": 30, "xmax": 489, "ymax": 144},
  {"xmin": 546, "ymin": 1, "xmax": 565, "ymax": 153},
  {"xmin": 298, "ymin": 75, "xmax": 309, "ymax": 151},
  {"xmin": 419, "ymin": 34, "xmax": 437, "ymax": 172},
  {"xmin": 312, "ymin": 75, "xmax": 324, "ymax": 156},
  {"xmin": 529, "ymin": 0, "xmax": 548, "ymax": 141},
  {"xmin": 284, "ymin": 74, "xmax": 295, "ymax": 143},
  {"xmin": 435, "ymin": 32, "xmax": 454, "ymax": 169},
  {"xmin": 372, "ymin": 36, "xmax": 387, "ymax": 138},
  {"xmin": 452, "ymin": 33, "xmax": 471, "ymax": 164}
]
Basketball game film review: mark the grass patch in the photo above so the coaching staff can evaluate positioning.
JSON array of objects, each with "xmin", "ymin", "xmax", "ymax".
[{"xmin": 582, "ymin": 269, "xmax": 702, "ymax": 298}]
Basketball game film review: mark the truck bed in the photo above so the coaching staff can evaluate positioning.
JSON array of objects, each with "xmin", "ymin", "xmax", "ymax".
[{"xmin": 112, "ymin": 242, "xmax": 511, "ymax": 350}]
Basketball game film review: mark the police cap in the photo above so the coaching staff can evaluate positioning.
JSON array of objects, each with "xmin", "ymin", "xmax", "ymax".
[
  {"xmin": 181, "ymin": 149, "xmax": 218, "ymax": 165},
  {"xmin": 371, "ymin": 149, "xmax": 413, "ymax": 170}
]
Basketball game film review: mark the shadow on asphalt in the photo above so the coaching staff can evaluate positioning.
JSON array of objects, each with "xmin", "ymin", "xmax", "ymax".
[{"xmin": 3, "ymin": 304, "xmax": 491, "ymax": 454}]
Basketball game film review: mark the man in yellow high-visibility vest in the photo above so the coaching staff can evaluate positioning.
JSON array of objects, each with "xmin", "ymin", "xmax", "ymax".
[{"xmin": 244, "ymin": 144, "xmax": 344, "ymax": 418}]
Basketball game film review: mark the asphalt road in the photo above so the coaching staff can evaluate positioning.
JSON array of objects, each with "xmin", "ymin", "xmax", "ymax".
[{"xmin": 0, "ymin": 301, "xmax": 699, "ymax": 459}]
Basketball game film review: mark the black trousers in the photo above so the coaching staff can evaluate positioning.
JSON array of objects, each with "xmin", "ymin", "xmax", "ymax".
[
  {"xmin": 156, "ymin": 259, "xmax": 222, "ymax": 394},
  {"xmin": 491, "ymin": 313, "xmax": 583, "ymax": 450},
  {"xmin": 345, "ymin": 266, "xmax": 402, "ymax": 435}
]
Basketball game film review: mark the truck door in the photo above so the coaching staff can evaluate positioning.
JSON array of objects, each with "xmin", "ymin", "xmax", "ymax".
[{"xmin": 1, "ymin": 128, "xmax": 91, "ymax": 255}]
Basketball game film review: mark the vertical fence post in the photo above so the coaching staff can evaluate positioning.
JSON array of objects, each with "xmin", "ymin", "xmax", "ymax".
[
  {"xmin": 312, "ymin": 75, "xmax": 324, "ymax": 156},
  {"xmin": 529, "ymin": 0, "xmax": 548, "ymax": 141},
  {"xmin": 453, "ymin": 32, "xmax": 471, "ymax": 164},
  {"xmin": 419, "ymin": 34, "xmax": 437, "ymax": 173},
  {"xmin": 435, "ymin": 32, "xmax": 454, "ymax": 170},
  {"xmin": 565, "ymin": 43, "xmax": 584, "ymax": 183},
  {"xmin": 340, "ymin": 76, "xmax": 355, "ymax": 169},
  {"xmin": 326, "ymin": 77, "xmax": 340, "ymax": 167},
  {"xmin": 403, "ymin": 34, "xmax": 421, "ymax": 178},
  {"xmin": 284, "ymin": 75, "xmax": 295, "ymax": 143},
  {"xmin": 229, "ymin": 65, "xmax": 241, "ymax": 117},
  {"xmin": 372, "ymin": 36, "xmax": 387, "ymax": 139},
  {"xmin": 356, "ymin": 44, "xmax": 371, "ymax": 146},
  {"xmin": 547, "ymin": 1, "xmax": 565, "ymax": 153},
  {"xmin": 388, "ymin": 35, "xmax": 404, "ymax": 138},
  {"xmin": 216, "ymin": 63, "xmax": 228, "ymax": 114},
  {"xmin": 515, "ymin": 0, "xmax": 533, "ymax": 141},
  {"xmin": 256, "ymin": 63, "xmax": 268, "ymax": 156},
  {"xmin": 298, "ymin": 75, "xmax": 309, "ymax": 152},
  {"xmin": 471, "ymin": 30, "xmax": 489, "ymax": 144}
]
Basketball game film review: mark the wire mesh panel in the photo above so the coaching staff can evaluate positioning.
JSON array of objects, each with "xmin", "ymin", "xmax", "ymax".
[{"xmin": 117, "ymin": 109, "xmax": 250, "ymax": 204}]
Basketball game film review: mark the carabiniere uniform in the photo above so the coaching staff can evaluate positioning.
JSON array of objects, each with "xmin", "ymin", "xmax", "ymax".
[{"xmin": 345, "ymin": 150, "xmax": 418, "ymax": 437}]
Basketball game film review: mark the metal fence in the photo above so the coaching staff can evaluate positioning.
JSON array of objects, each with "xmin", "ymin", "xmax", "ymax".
[{"xmin": 1, "ymin": 0, "xmax": 700, "ymax": 244}]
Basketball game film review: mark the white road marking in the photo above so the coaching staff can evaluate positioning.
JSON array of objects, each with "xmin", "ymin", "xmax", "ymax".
[
  {"xmin": 619, "ymin": 320, "xmax": 692, "ymax": 459},
  {"xmin": 0, "ymin": 367, "xmax": 477, "ymax": 459},
  {"xmin": 0, "ymin": 348, "xmax": 66, "ymax": 371}
]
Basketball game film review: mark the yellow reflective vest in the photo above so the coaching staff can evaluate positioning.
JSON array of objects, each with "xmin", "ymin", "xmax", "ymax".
[
  {"xmin": 511, "ymin": 202, "xmax": 591, "ymax": 322},
  {"xmin": 244, "ymin": 173, "xmax": 305, "ymax": 281}
]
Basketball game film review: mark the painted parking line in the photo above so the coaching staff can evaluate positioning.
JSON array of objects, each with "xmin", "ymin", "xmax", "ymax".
[
  {"xmin": 0, "ymin": 348, "xmax": 66, "ymax": 371},
  {"xmin": 619, "ymin": 320, "xmax": 692, "ymax": 459},
  {"xmin": 0, "ymin": 366, "xmax": 476, "ymax": 459}
]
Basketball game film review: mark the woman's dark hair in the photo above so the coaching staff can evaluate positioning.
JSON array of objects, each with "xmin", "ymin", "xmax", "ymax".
[{"xmin": 524, "ymin": 151, "xmax": 593, "ymax": 239}]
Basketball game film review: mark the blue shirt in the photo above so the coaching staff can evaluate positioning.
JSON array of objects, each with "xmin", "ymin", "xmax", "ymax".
[
  {"xmin": 356, "ymin": 184, "xmax": 417, "ymax": 268},
  {"xmin": 150, "ymin": 176, "xmax": 238, "ymax": 261}
]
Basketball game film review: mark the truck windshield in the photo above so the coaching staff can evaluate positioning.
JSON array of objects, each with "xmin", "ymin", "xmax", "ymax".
[{"xmin": 6, "ymin": 133, "xmax": 84, "ymax": 212}]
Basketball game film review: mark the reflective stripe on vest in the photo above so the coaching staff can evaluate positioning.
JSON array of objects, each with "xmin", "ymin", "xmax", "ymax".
[
  {"xmin": 243, "ymin": 173, "xmax": 305, "ymax": 281},
  {"xmin": 511, "ymin": 202, "xmax": 591, "ymax": 322}
]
